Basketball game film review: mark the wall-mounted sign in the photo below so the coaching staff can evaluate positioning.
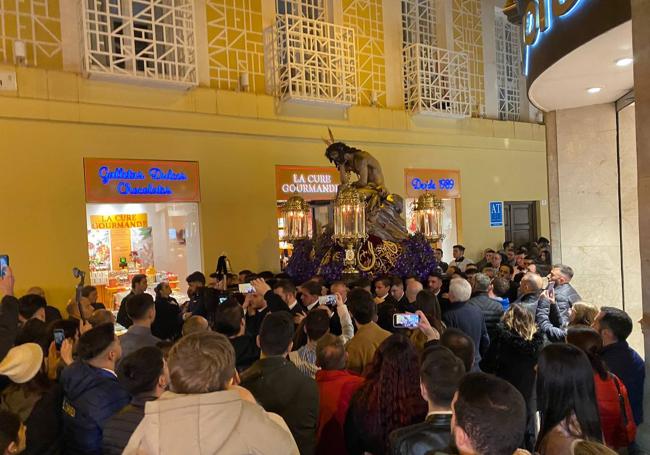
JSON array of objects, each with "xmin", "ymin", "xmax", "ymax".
[
  {"xmin": 404, "ymin": 169, "xmax": 461, "ymax": 199},
  {"xmin": 90, "ymin": 213, "xmax": 148, "ymax": 230},
  {"xmin": 275, "ymin": 165, "xmax": 341, "ymax": 201},
  {"xmin": 84, "ymin": 158, "xmax": 200, "ymax": 203},
  {"xmin": 524, "ymin": 0, "xmax": 581, "ymax": 47},
  {"xmin": 489, "ymin": 201, "xmax": 504, "ymax": 228}
]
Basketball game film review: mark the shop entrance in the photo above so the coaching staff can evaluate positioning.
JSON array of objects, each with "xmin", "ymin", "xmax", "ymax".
[
  {"xmin": 84, "ymin": 158, "xmax": 201, "ymax": 308},
  {"xmin": 504, "ymin": 201, "xmax": 538, "ymax": 247}
]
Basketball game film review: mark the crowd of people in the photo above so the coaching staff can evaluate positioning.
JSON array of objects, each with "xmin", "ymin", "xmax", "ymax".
[{"xmin": 0, "ymin": 238, "xmax": 646, "ymax": 455}]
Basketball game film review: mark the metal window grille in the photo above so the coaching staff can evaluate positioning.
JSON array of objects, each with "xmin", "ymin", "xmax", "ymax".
[
  {"xmin": 276, "ymin": 0, "xmax": 324, "ymax": 20},
  {"xmin": 342, "ymin": 0, "xmax": 385, "ymax": 106},
  {"xmin": 452, "ymin": 0, "xmax": 484, "ymax": 116},
  {"xmin": 268, "ymin": 13, "xmax": 357, "ymax": 106},
  {"xmin": 82, "ymin": 0, "xmax": 198, "ymax": 87},
  {"xmin": 401, "ymin": 0, "xmax": 436, "ymax": 48},
  {"xmin": 0, "ymin": 0, "xmax": 62, "ymax": 67},
  {"xmin": 403, "ymin": 43, "xmax": 470, "ymax": 118},
  {"xmin": 495, "ymin": 8, "xmax": 521, "ymax": 121},
  {"xmin": 206, "ymin": 0, "xmax": 264, "ymax": 92}
]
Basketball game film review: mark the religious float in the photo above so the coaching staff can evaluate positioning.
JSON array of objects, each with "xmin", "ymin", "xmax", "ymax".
[{"xmin": 283, "ymin": 131, "xmax": 444, "ymax": 282}]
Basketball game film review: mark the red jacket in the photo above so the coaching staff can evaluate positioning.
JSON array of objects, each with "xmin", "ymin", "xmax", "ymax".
[
  {"xmin": 593, "ymin": 372, "xmax": 636, "ymax": 449},
  {"xmin": 315, "ymin": 369, "xmax": 364, "ymax": 455}
]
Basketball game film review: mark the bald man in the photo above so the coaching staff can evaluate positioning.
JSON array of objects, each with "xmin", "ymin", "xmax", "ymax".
[
  {"xmin": 513, "ymin": 272, "xmax": 543, "ymax": 316},
  {"xmin": 405, "ymin": 280, "xmax": 423, "ymax": 305}
]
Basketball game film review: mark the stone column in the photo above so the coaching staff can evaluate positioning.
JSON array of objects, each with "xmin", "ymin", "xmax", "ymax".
[{"xmin": 631, "ymin": 0, "xmax": 650, "ymax": 451}]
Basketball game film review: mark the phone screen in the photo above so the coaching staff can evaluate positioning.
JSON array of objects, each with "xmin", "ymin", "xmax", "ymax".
[
  {"xmin": 0, "ymin": 255, "xmax": 8, "ymax": 278},
  {"xmin": 53, "ymin": 329, "xmax": 65, "ymax": 350},
  {"xmin": 547, "ymin": 281, "xmax": 555, "ymax": 298},
  {"xmin": 238, "ymin": 283, "xmax": 255, "ymax": 294},
  {"xmin": 393, "ymin": 313, "xmax": 420, "ymax": 329},
  {"xmin": 318, "ymin": 295, "xmax": 337, "ymax": 306},
  {"xmin": 218, "ymin": 295, "xmax": 229, "ymax": 305}
]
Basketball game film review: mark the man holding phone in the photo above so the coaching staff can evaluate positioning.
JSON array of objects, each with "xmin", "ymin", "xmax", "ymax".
[{"xmin": 547, "ymin": 264, "xmax": 582, "ymax": 326}]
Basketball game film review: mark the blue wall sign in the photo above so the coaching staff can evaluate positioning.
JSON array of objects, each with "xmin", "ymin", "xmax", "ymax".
[{"xmin": 489, "ymin": 201, "xmax": 504, "ymax": 228}]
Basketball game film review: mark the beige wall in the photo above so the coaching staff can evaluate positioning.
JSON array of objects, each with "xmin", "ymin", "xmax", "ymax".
[
  {"xmin": 0, "ymin": 66, "xmax": 549, "ymax": 309},
  {"xmin": 547, "ymin": 103, "xmax": 643, "ymax": 354}
]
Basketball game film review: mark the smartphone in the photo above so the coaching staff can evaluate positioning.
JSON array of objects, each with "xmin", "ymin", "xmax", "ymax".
[
  {"xmin": 0, "ymin": 255, "xmax": 8, "ymax": 278},
  {"xmin": 53, "ymin": 329, "xmax": 65, "ymax": 351},
  {"xmin": 238, "ymin": 283, "xmax": 255, "ymax": 294},
  {"xmin": 318, "ymin": 295, "xmax": 337, "ymax": 307},
  {"xmin": 546, "ymin": 281, "xmax": 555, "ymax": 299},
  {"xmin": 393, "ymin": 313, "xmax": 420, "ymax": 329}
]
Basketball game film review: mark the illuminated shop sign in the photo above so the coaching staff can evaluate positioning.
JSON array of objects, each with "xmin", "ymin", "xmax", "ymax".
[
  {"xmin": 90, "ymin": 213, "xmax": 148, "ymax": 229},
  {"xmin": 523, "ymin": 0, "xmax": 583, "ymax": 75},
  {"xmin": 84, "ymin": 158, "xmax": 200, "ymax": 203},
  {"xmin": 275, "ymin": 165, "xmax": 341, "ymax": 201},
  {"xmin": 404, "ymin": 169, "xmax": 461, "ymax": 199}
]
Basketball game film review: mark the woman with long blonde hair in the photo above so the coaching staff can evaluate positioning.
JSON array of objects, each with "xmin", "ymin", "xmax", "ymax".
[{"xmin": 481, "ymin": 304, "xmax": 545, "ymax": 451}]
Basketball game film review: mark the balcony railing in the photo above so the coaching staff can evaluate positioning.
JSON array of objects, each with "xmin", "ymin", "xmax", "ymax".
[
  {"xmin": 81, "ymin": 0, "xmax": 198, "ymax": 88},
  {"xmin": 403, "ymin": 43, "xmax": 471, "ymax": 118},
  {"xmin": 268, "ymin": 14, "xmax": 358, "ymax": 106}
]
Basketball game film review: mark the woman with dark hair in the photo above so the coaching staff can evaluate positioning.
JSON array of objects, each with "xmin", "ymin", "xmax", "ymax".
[
  {"xmin": 536, "ymin": 343, "xmax": 603, "ymax": 455},
  {"xmin": 567, "ymin": 327, "xmax": 636, "ymax": 450},
  {"xmin": 481, "ymin": 303, "xmax": 544, "ymax": 451},
  {"xmin": 344, "ymin": 334, "xmax": 427, "ymax": 455},
  {"xmin": 151, "ymin": 282, "xmax": 182, "ymax": 341},
  {"xmin": 409, "ymin": 290, "xmax": 444, "ymax": 350}
]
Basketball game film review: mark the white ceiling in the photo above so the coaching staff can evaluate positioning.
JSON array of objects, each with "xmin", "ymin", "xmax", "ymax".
[{"xmin": 528, "ymin": 21, "xmax": 634, "ymax": 112}]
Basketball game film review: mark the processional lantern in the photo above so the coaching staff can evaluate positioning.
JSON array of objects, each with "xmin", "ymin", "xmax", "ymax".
[
  {"xmin": 332, "ymin": 185, "xmax": 366, "ymax": 275},
  {"xmin": 414, "ymin": 192, "xmax": 443, "ymax": 244},
  {"xmin": 280, "ymin": 195, "xmax": 311, "ymax": 242}
]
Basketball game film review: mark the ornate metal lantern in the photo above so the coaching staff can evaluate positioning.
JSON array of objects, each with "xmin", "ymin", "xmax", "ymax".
[
  {"xmin": 414, "ymin": 192, "xmax": 444, "ymax": 243},
  {"xmin": 332, "ymin": 185, "xmax": 366, "ymax": 275},
  {"xmin": 280, "ymin": 195, "xmax": 311, "ymax": 242}
]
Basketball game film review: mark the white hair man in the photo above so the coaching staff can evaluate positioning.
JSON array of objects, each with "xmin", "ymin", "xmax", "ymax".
[{"xmin": 441, "ymin": 278, "xmax": 489, "ymax": 371}]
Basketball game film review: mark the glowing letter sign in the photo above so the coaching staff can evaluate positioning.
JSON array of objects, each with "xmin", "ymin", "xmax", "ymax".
[{"xmin": 524, "ymin": 0, "xmax": 581, "ymax": 46}]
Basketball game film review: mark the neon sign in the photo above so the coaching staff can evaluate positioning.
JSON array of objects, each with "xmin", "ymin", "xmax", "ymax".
[
  {"xmin": 523, "ymin": 0, "xmax": 584, "ymax": 76},
  {"xmin": 410, "ymin": 178, "xmax": 456, "ymax": 191},
  {"xmin": 281, "ymin": 173, "xmax": 339, "ymax": 194}
]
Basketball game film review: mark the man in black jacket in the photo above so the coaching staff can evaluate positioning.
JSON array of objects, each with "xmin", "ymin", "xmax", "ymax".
[
  {"xmin": 241, "ymin": 312, "xmax": 319, "ymax": 455},
  {"xmin": 244, "ymin": 278, "xmax": 289, "ymax": 338},
  {"xmin": 513, "ymin": 272, "xmax": 542, "ymax": 315},
  {"xmin": 102, "ymin": 346, "xmax": 168, "ymax": 455},
  {"xmin": 214, "ymin": 299, "xmax": 260, "ymax": 372},
  {"xmin": 441, "ymin": 278, "xmax": 489, "ymax": 369},
  {"xmin": 116, "ymin": 274, "xmax": 148, "ymax": 328},
  {"xmin": 389, "ymin": 346, "xmax": 465, "ymax": 455},
  {"xmin": 467, "ymin": 273, "xmax": 503, "ymax": 340}
]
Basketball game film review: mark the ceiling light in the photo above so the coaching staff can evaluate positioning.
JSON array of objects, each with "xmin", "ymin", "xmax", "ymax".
[
  {"xmin": 615, "ymin": 57, "xmax": 633, "ymax": 67},
  {"xmin": 587, "ymin": 87, "xmax": 602, "ymax": 94}
]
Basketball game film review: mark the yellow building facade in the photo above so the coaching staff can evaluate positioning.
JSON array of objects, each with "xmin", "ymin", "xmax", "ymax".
[{"xmin": 0, "ymin": 0, "xmax": 548, "ymax": 308}]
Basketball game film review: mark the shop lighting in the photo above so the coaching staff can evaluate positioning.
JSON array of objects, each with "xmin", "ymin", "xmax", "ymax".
[
  {"xmin": 615, "ymin": 58, "xmax": 633, "ymax": 67},
  {"xmin": 587, "ymin": 87, "xmax": 602, "ymax": 94}
]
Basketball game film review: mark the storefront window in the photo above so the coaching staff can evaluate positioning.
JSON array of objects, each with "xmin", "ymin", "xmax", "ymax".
[{"xmin": 84, "ymin": 158, "xmax": 201, "ymax": 307}]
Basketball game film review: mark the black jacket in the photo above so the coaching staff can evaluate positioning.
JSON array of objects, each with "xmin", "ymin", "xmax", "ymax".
[
  {"xmin": 467, "ymin": 293, "xmax": 504, "ymax": 340},
  {"xmin": 230, "ymin": 334, "xmax": 260, "ymax": 372},
  {"xmin": 442, "ymin": 301, "xmax": 490, "ymax": 366},
  {"xmin": 102, "ymin": 393, "xmax": 157, "ymax": 455},
  {"xmin": 241, "ymin": 356, "xmax": 319, "ymax": 455},
  {"xmin": 513, "ymin": 292, "xmax": 540, "ymax": 316},
  {"xmin": 0, "ymin": 295, "xmax": 19, "ymax": 362},
  {"xmin": 116, "ymin": 291, "xmax": 134, "ymax": 328},
  {"xmin": 151, "ymin": 297, "xmax": 182, "ymax": 341},
  {"xmin": 24, "ymin": 383, "xmax": 64, "ymax": 455},
  {"xmin": 389, "ymin": 413, "xmax": 453, "ymax": 455},
  {"xmin": 480, "ymin": 323, "xmax": 544, "ymax": 403}
]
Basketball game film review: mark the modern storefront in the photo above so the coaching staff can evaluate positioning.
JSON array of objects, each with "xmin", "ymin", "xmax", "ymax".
[{"xmin": 83, "ymin": 159, "xmax": 201, "ymax": 307}]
